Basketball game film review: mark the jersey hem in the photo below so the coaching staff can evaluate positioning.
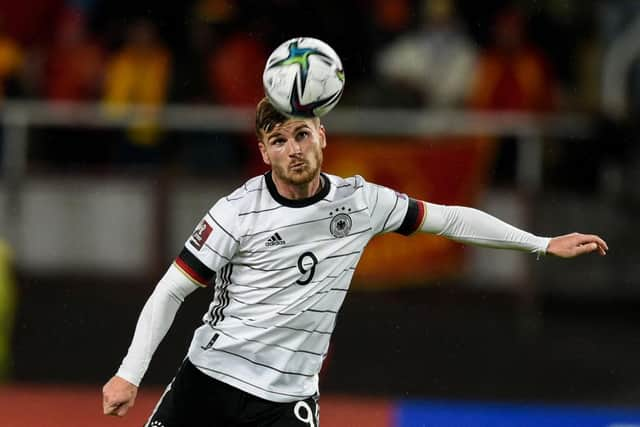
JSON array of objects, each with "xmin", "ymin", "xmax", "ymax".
[{"xmin": 188, "ymin": 357, "xmax": 316, "ymax": 403}]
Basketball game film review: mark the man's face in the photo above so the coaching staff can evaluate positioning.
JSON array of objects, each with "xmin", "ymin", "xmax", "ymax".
[{"xmin": 258, "ymin": 118, "xmax": 326, "ymax": 186}]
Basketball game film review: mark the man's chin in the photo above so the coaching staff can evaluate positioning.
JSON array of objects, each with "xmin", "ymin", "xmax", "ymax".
[
  {"xmin": 278, "ymin": 168, "xmax": 316, "ymax": 186},
  {"xmin": 287, "ymin": 173, "xmax": 314, "ymax": 186}
]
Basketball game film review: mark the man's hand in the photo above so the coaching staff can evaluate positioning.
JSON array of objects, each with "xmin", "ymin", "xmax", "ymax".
[
  {"xmin": 546, "ymin": 233, "xmax": 608, "ymax": 258},
  {"xmin": 102, "ymin": 376, "xmax": 138, "ymax": 417}
]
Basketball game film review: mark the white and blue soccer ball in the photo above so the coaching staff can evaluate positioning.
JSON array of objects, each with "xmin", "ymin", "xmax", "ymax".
[{"xmin": 262, "ymin": 37, "xmax": 345, "ymax": 118}]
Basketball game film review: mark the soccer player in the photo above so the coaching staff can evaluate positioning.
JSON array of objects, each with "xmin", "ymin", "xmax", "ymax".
[{"xmin": 102, "ymin": 97, "xmax": 608, "ymax": 426}]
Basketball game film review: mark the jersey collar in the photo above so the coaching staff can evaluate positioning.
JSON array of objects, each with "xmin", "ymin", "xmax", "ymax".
[{"xmin": 265, "ymin": 171, "xmax": 331, "ymax": 208}]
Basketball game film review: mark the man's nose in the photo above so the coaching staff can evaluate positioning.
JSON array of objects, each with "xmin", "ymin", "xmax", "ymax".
[{"xmin": 286, "ymin": 138, "xmax": 302, "ymax": 155}]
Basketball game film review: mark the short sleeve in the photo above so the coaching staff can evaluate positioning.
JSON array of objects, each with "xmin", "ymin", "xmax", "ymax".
[{"xmin": 174, "ymin": 198, "xmax": 240, "ymax": 286}]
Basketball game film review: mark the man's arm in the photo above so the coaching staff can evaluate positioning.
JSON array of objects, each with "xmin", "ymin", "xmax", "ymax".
[
  {"xmin": 419, "ymin": 202, "xmax": 608, "ymax": 258},
  {"xmin": 102, "ymin": 264, "xmax": 200, "ymax": 417}
]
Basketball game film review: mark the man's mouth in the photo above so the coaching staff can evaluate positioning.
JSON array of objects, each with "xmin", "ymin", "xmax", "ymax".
[{"xmin": 289, "ymin": 161, "xmax": 305, "ymax": 169}]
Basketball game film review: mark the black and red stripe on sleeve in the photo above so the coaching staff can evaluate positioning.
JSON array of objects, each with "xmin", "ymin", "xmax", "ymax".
[
  {"xmin": 174, "ymin": 247, "xmax": 215, "ymax": 287},
  {"xmin": 395, "ymin": 198, "xmax": 426, "ymax": 236}
]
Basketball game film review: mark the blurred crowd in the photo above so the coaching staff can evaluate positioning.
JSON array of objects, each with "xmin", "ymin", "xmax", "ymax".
[
  {"xmin": 0, "ymin": 0, "xmax": 637, "ymax": 113},
  {"xmin": 0, "ymin": 0, "xmax": 639, "ymax": 193}
]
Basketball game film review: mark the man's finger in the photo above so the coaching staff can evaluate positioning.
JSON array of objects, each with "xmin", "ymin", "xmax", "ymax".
[
  {"xmin": 116, "ymin": 404, "xmax": 130, "ymax": 417},
  {"xmin": 596, "ymin": 242, "xmax": 607, "ymax": 255},
  {"xmin": 598, "ymin": 238, "xmax": 608, "ymax": 251},
  {"xmin": 590, "ymin": 235, "xmax": 608, "ymax": 251},
  {"xmin": 588, "ymin": 239, "xmax": 608, "ymax": 255},
  {"xmin": 568, "ymin": 242, "xmax": 596, "ymax": 257},
  {"xmin": 104, "ymin": 401, "xmax": 124, "ymax": 416},
  {"xmin": 578, "ymin": 234, "xmax": 607, "ymax": 250},
  {"xmin": 580, "ymin": 242, "xmax": 598, "ymax": 254}
]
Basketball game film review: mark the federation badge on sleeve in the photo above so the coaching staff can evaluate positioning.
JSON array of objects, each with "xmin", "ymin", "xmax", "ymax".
[{"xmin": 190, "ymin": 220, "xmax": 213, "ymax": 250}]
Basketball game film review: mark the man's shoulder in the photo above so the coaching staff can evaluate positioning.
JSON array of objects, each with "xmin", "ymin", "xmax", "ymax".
[
  {"xmin": 325, "ymin": 173, "xmax": 378, "ymax": 201},
  {"xmin": 224, "ymin": 175, "xmax": 267, "ymax": 201},
  {"xmin": 326, "ymin": 173, "xmax": 403, "ymax": 201},
  {"xmin": 209, "ymin": 175, "xmax": 267, "ymax": 214},
  {"xmin": 325, "ymin": 173, "xmax": 366, "ymax": 188}
]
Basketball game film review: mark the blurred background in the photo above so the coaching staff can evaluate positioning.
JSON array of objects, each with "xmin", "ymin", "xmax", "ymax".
[{"xmin": 1, "ymin": 0, "xmax": 640, "ymax": 425}]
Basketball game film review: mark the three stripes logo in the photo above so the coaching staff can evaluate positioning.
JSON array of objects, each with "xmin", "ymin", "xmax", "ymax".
[{"xmin": 265, "ymin": 232, "xmax": 286, "ymax": 247}]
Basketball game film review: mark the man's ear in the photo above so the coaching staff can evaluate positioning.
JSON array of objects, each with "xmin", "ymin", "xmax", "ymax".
[
  {"xmin": 319, "ymin": 124, "xmax": 327, "ymax": 149},
  {"xmin": 258, "ymin": 141, "xmax": 271, "ymax": 165}
]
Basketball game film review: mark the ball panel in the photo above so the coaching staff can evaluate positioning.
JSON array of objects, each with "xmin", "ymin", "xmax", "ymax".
[{"xmin": 311, "ymin": 87, "xmax": 344, "ymax": 117}]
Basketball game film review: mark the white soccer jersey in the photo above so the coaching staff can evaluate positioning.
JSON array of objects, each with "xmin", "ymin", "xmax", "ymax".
[{"xmin": 174, "ymin": 171, "xmax": 426, "ymax": 402}]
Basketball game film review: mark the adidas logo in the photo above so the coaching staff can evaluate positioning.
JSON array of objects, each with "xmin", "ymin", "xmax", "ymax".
[{"xmin": 265, "ymin": 232, "xmax": 286, "ymax": 247}]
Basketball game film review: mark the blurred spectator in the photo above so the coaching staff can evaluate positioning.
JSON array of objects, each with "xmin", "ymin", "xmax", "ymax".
[
  {"xmin": 204, "ymin": 6, "xmax": 269, "ymax": 175},
  {"xmin": 24, "ymin": 6, "xmax": 109, "ymax": 172},
  {"xmin": 597, "ymin": 1, "xmax": 640, "ymax": 204},
  {"xmin": 0, "ymin": 239, "xmax": 16, "ymax": 381},
  {"xmin": 194, "ymin": 0, "xmax": 234, "ymax": 26},
  {"xmin": 170, "ymin": 0, "xmax": 235, "ymax": 104},
  {"xmin": 600, "ymin": 1, "xmax": 640, "ymax": 120},
  {"xmin": 0, "ymin": 16, "xmax": 25, "ymax": 102},
  {"xmin": 0, "ymin": 0, "xmax": 64, "ymax": 46},
  {"xmin": 0, "ymin": 16, "xmax": 25, "ymax": 171},
  {"xmin": 171, "ymin": 20, "xmax": 217, "ymax": 104},
  {"xmin": 468, "ymin": 7, "xmax": 556, "ymax": 112},
  {"xmin": 573, "ymin": 18, "xmax": 602, "ymax": 113},
  {"xmin": 520, "ymin": 0, "xmax": 582, "ymax": 90},
  {"xmin": 208, "ymin": 30, "xmax": 267, "ymax": 107},
  {"xmin": 44, "ymin": 7, "xmax": 104, "ymax": 101},
  {"xmin": 210, "ymin": 28, "xmax": 268, "ymax": 176},
  {"xmin": 372, "ymin": 0, "xmax": 411, "ymax": 38},
  {"xmin": 168, "ymin": 2, "xmax": 251, "ymax": 176},
  {"xmin": 375, "ymin": 0, "xmax": 477, "ymax": 108},
  {"xmin": 466, "ymin": 7, "xmax": 558, "ymax": 187},
  {"xmin": 102, "ymin": 18, "xmax": 171, "ymax": 148}
]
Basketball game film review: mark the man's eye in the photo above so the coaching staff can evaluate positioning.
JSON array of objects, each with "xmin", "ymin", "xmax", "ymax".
[
  {"xmin": 296, "ymin": 131, "xmax": 309, "ymax": 140},
  {"xmin": 272, "ymin": 138, "xmax": 285, "ymax": 145}
]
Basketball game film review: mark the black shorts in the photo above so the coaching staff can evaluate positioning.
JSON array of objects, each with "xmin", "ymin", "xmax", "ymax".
[{"xmin": 145, "ymin": 358, "xmax": 320, "ymax": 427}]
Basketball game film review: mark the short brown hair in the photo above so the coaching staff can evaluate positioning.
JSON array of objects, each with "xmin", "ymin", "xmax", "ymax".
[
  {"xmin": 255, "ymin": 97, "xmax": 288, "ymax": 140},
  {"xmin": 255, "ymin": 97, "xmax": 320, "ymax": 140}
]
